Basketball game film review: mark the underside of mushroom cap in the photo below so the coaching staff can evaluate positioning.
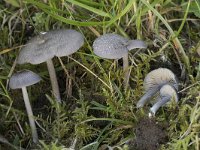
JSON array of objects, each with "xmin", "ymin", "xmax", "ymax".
[
  {"xmin": 9, "ymin": 70, "xmax": 41, "ymax": 89},
  {"xmin": 126, "ymin": 40, "xmax": 147, "ymax": 50},
  {"xmin": 144, "ymin": 68, "xmax": 178, "ymax": 92},
  {"xmin": 17, "ymin": 29, "xmax": 84, "ymax": 65},
  {"xmin": 93, "ymin": 33, "xmax": 129, "ymax": 59},
  {"xmin": 159, "ymin": 84, "xmax": 178, "ymax": 103}
]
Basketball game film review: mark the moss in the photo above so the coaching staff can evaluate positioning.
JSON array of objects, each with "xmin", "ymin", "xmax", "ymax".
[{"xmin": 0, "ymin": 0, "xmax": 199, "ymax": 149}]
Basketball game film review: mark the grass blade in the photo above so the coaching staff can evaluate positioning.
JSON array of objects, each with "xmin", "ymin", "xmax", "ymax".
[
  {"xmin": 140, "ymin": 0, "xmax": 191, "ymax": 73},
  {"xmin": 65, "ymin": 0, "xmax": 110, "ymax": 17},
  {"xmin": 106, "ymin": 0, "xmax": 135, "ymax": 27}
]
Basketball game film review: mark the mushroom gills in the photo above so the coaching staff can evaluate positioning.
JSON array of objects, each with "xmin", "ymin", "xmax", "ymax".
[{"xmin": 126, "ymin": 40, "xmax": 147, "ymax": 50}]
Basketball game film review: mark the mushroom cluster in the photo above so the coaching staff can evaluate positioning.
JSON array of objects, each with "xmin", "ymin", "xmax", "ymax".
[
  {"xmin": 9, "ymin": 29, "xmax": 84, "ymax": 143},
  {"xmin": 17, "ymin": 29, "xmax": 84, "ymax": 102},
  {"xmin": 136, "ymin": 68, "xmax": 179, "ymax": 116},
  {"xmin": 10, "ymin": 29, "xmax": 181, "ymax": 144}
]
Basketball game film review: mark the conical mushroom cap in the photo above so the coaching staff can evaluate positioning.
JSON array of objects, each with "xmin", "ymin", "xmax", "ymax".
[
  {"xmin": 144, "ymin": 68, "xmax": 178, "ymax": 92},
  {"xmin": 93, "ymin": 34, "xmax": 129, "ymax": 59},
  {"xmin": 17, "ymin": 29, "xmax": 84, "ymax": 65},
  {"xmin": 9, "ymin": 70, "xmax": 41, "ymax": 89}
]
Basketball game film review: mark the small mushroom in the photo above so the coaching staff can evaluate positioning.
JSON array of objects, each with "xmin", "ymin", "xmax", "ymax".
[
  {"xmin": 17, "ymin": 29, "xmax": 84, "ymax": 102},
  {"xmin": 93, "ymin": 33, "xmax": 147, "ymax": 88},
  {"xmin": 137, "ymin": 68, "xmax": 178, "ymax": 108},
  {"xmin": 149, "ymin": 84, "xmax": 178, "ymax": 116},
  {"xmin": 9, "ymin": 70, "xmax": 41, "ymax": 143}
]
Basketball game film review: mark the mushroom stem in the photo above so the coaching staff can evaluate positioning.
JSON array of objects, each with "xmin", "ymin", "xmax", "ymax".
[
  {"xmin": 21, "ymin": 87, "xmax": 38, "ymax": 143},
  {"xmin": 150, "ymin": 96, "xmax": 170, "ymax": 115},
  {"xmin": 123, "ymin": 40, "xmax": 147, "ymax": 89},
  {"xmin": 123, "ymin": 53, "xmax": 129, "ymax": 89},
  {"xmin": 46, "ymin": 59, "xmax": 61, "ymax": 102},
  {"xmin": 136, "ymin": 88, "xmax": 158, "ymax": 108}
]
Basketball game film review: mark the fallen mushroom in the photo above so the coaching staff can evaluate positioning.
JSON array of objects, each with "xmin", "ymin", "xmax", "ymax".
[
  {"xmin": 137, "ymin": 68, "xmax": 179, "ymax": 116},
  {"xmin": 9, "ymin": 70, "xmax": 41, "ymax": 143},
  {"xmin": 17, "ymin": 29, "xmax": 84, "ymax": 102},
  {"xmin": 136, "ymin": 68, "xmax": 178, "ymax": 108},
  {"xmin": 149, "ymin": 84, "xmax": 178, "ymax": 116},
  {"xmin": 93, "ymin": 33, "xmax": 147, "ymax": 88}
]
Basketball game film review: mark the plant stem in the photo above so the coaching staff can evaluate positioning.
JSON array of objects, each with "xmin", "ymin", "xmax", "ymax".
[
  {"xmin": 21, "ymin": 87, "xmax": 38, "ymax": 143},
  {"xmin": 46, "ymin": 59, "xmax": 61, "ymax": 102}
]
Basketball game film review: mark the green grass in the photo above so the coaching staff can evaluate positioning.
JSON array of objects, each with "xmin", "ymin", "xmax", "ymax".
[{"xmin": 0, "ymin": 0, "xmax": 200, "ymax": 149}]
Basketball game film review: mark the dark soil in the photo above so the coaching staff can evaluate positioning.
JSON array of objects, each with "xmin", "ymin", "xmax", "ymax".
[{"xmin": 128, "ymin": 118, "xmax": 168, "ymax": 150}]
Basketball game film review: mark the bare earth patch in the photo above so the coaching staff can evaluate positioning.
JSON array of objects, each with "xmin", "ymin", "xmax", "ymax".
[{"xmin": 128, "ymin": 118, "xmax": 168, "ymax": 150}]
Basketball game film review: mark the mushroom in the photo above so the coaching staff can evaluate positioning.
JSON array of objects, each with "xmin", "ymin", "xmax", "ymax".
[
  {"xmin": 149, "ymin": 84, "xmax": 178, "ymax": 116},
  {"xmin": 9, "ymin": 70, "xmax": 41, "ymax": 143},
  {"xmin": 17, "ymin": 29, "xmax": 84, "ymax": 102},
  {"xmin": 93, "ymin": 33, "xmax": 147, "ymax": 88},
  {"xmin": 136, "ymin": 68, "xmax": 178, "ymax": 109}
]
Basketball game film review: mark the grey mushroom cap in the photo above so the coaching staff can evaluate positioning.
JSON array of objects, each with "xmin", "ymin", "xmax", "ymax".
[
  {"xmin": 9, "ymin": 70, "xmax": 41, "ymax": 89},
  {"xmin": 93, "ymin": 33, "xmax": 147, "ymax": 59},
  {"xmin": 55, "ymin": 29, "xmax": 84, "ymax": 57},
  {"xmin": 93, "ymin": 34, "xmax": 128, "ymax": 59},
  {"xmin": 17, "ymin": 29, "xmax": 84, "ymax": 65}
]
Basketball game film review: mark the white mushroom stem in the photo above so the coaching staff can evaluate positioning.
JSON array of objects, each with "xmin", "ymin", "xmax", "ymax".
[
  {"xmin": 123, "ymin": 53, "xmax": 129, "ymax": 89},
  {"xmin": 150, "ymin": 96, "xmax": 170, "ymax": 115},
  {"xmin": 46, "ymin": 59, "xmax": 61, "ymax": 102},
  {"xmin": 123, "ymin": 40, "xmax": 147, "ymax": 89},
  {"xmin": 136, "ymin": 88, "xmax": 159, "ymax": 108},
  {"xmin": 149, "ymin": 84, "xmax": 178, "ymax": 115},
  {"xmin": 21, "ymin": 87, "xmax": 38, "ymax": 143}
]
